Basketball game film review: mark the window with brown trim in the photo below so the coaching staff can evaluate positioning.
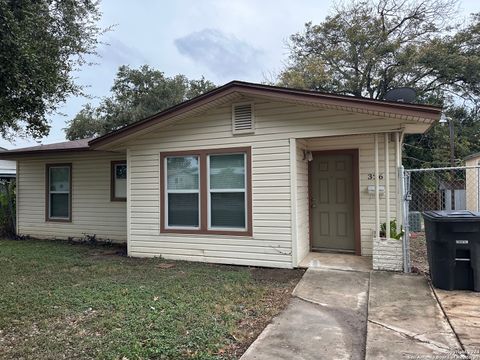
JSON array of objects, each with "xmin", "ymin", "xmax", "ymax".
[
  {"xmin": 160, "ymin": 147, "xmax": 252, "ymax": 236},
  {"xmin": 46, "ymin": 163, "xmax": 72, "ymax": 222},
  {"xmin": 111, "ymin": 161, "xmax": 127, "ymax": 201}
]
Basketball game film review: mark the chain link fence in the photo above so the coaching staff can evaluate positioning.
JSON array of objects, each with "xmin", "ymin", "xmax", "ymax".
[{"xmin": 403, "ymin": 166, "xmax": 480, "ymax": 272}]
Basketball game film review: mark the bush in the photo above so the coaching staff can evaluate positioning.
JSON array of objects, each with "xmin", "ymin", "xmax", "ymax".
[
  {"xmin": 380, "ymin": 218, "xmax": 404, "ymax": 240},
  {"xmin": 0, "ymin": 180, "xmax": 16, "ymax": 238}
]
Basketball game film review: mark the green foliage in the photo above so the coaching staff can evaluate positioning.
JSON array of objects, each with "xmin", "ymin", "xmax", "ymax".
[
  {"xmin": 278, "ymin": 0, "xmax": 480, "ymax": 167},
  {"xmin": 380, "ymin": 219, "xmax": 404, "ymax": 240},
  {"xmin": 0, "ymin": 180, "xmax": 16, "ymax": 238},
  {"xmin": 0, "ymin": 239, "xmax": 301, "ymax": 359},
  {"xmin": 279, "ymin": 0, "xmax": 479, "ymax": 102},
  {"xmin": 64, "ymin": 65, "xmax": 216, "ymax": 140},
  {"xmin": 404, "ymin": 106, "xmax": 480, "ymax": 168},
  {"xmin": 0, "ymin": 0, "xmax": 104, "ymax": 139}
]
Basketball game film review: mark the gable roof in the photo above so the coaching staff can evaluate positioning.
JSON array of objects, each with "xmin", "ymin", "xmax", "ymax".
[
  {"xmin": 88, "ymin": 80, "xmax": 442, "ymax": 149},
  {"xmin": 0, "ymin": 81, "xmax": 443, "ymax": 158}
]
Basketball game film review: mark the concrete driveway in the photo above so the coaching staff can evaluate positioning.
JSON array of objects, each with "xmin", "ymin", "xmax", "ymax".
[
  {"xmin": 241, "ymin": 257, "xmax": 468, "ymax": 360},
  {"xmin": 435, "ymin": 289, "xmax": 480, "ymax": 357}
]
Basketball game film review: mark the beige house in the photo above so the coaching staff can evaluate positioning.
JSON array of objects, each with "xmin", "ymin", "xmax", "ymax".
[{"xmin": 1, "ymin": 81, "xmax": 441, "ymax": 268}]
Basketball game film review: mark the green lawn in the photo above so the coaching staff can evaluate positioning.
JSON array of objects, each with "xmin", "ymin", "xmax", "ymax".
[{"xmin": 0, "ymin": 240, "xmax": 303, "ymax": 360}]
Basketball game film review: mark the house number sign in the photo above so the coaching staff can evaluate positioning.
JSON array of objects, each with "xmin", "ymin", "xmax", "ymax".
[{"xmin": 367, "ymin": 173, "xmax": 384, "ymax": 180}]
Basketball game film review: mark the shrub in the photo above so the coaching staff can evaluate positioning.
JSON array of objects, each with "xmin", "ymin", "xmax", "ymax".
[
  {"xmin": 0, "ymin": 180, "xmax": 16, "ymax": 238},
  {"xmin": 380, "ymin": 218, "xmax": 404, "ymax": 240}
]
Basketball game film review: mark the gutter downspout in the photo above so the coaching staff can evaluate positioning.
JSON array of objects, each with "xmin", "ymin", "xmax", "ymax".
[
  {"xmin": 374, "ymin": 134, "xmax": 380, "ymax": 240},
  {"xmin": 289, "ymin": 138, "xmax": 298, "ymax": 268},
  {"xmin": 385, "ymin": 133, "xmax": 390, "ymax": 239},
  {"xmin": 395, "ymin": 132, "xmax": 402, "ymax": 227}
]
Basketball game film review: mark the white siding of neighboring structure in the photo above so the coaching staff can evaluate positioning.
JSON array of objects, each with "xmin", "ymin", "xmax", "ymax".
[
  {"xmin": 0, "ymin": 159, "xmax": 16, "ymax": 177},
  {"xmin": 125, "ymin": 99, "xmax": 407, "ymax": 267},
  {"xmin": 466, "ymin": 157, "xmax": 480, "ymax": 212},
  {"xmin": 17, "ymin": 152, "xmax": 127, "ymax": 242}
]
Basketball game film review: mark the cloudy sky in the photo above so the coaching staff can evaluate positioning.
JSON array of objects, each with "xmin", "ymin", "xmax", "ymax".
[{"xmin": 2, "ymin": 0, "xmax": 479, "ymax": 149}]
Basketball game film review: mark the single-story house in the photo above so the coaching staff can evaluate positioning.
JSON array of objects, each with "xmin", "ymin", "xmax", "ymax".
[{"xmin": 0, "ymin": 81, "xmax": 441, "ymax": 268}]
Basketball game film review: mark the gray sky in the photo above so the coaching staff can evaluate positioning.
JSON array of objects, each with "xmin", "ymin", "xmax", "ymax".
[{"xmin": 2, "ymin": 0, "xmax": 479, "ymax": 149}]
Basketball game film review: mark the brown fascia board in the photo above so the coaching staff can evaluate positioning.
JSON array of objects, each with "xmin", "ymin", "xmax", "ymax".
[
  {"xmin": 88, "ymin": 81, "xmax": 443, "ymax": 149},
  {"xmin": 0, "ymin": 147, "xmax": 93, "ymax": 159}
]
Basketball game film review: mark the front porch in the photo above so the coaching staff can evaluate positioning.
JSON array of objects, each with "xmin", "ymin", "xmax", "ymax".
[
  {"xmin": 292, "ymin": 133, "xmax": 405, "ymax": 271},
  {"xmin": 298, "ymin": 251, "xmax": 372, "ymax": 272}
]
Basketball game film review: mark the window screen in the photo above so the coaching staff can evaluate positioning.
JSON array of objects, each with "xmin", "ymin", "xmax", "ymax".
[
  {"xmin": 48, "ymin": 165, "xmax": 71, "ymax": 220},
  {"xmin": 165, "ymin": 156, "xmax": 200, "ymax": 228},
  {"xmin": 208, "ymin": 153, "xmax": 246, "ymax": 229}
]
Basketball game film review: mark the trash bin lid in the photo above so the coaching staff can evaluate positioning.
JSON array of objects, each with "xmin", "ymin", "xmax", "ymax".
[{"xmin": 423, "ymin": 210, "xmax": 480, "ymax": 222}]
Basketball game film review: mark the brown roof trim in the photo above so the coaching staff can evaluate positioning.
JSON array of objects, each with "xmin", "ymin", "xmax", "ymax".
[
  {"xmin": 0, "ymin": 147, "xmax": 92, "ymax": 159},
  {"xmin": 0, "ymin": 138, "xmax": 93, "ymax": 159},
  {"xmin": 89, "ymin": 81, "xmax": 442, "ymax": 149}
]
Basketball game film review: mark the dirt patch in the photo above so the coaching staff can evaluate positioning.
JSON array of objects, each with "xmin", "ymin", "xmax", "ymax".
[
  {"xmin": 0, "ymin": 309, "xmax": 103, "ymax": 360},
  {"xmin": 226, "ymin": 268, "xmax": 304, "ymax": 358},
  {"xmin": 88, "ymin": 244, "xmax": 127, "ymax": 259},
  {"xmin": 409, "ymin": 232, "xmax": 430, "ymax": 277},
  {"xmin": 250, "ymin": 267, "xmax": 305, "ymax": 283}
]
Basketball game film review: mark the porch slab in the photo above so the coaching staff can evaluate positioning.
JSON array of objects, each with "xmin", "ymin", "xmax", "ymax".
[
  {"xmin": 366, "ymin": 271, "xmax": 462, "ymax": 359},
  {"xmin": 298, "ymin": 252, "xmax": 372, "ymax": 273}
]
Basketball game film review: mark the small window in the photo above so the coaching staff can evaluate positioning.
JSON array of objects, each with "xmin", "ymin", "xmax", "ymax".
[
  {"xmin": 232, "ymin": 103, "xmax": 254, "ymax": 134},
  {"xmin": 46, "ymin": 164, "xmax": 71, "ymax": 221},
  {"xmin": 111, "ymin": 161, "xmax": 127, "ymax": 201},
  {"xmin": 165, "ymin": 155, "xmax": 200, "ymax": 229},
  {"xmin": 208, "ymin": 153, "xmax": 246, "ymax": 230}
]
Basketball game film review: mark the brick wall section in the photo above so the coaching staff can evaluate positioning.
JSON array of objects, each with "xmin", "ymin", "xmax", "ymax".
[{"xmin": 373, "ymin": 238, "xmax": 404, "ymax": 271}]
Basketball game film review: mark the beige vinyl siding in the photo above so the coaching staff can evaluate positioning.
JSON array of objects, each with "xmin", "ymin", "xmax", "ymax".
[
  {"xmin": 17, "ymin": 152, "xmax": 127, "ymax": 242},
  {"xmin": 125, "ymin": 98, "xmax": 407, "ymax": 267},
  {"xmin": 304, "ymin": 134, "xmax": 399, "ymax": 255}
]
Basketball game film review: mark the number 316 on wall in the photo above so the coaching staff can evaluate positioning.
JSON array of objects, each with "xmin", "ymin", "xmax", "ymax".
[{"xmin": 367, "ymin": 173, "xmax": 384, "ymax": 180}]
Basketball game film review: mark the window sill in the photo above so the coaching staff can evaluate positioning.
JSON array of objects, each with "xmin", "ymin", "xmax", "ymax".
[
  {"xmin": 46, "ymin": 218, "xmax": 72, "ymax": 223},
  {"xmin": 160, "ymin": 229, "xmax": 252, "ymax": 237}
]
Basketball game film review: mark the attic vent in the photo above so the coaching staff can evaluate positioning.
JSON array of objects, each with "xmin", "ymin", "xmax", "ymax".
[{"xmin": 232, "ymin": 103, "xmax": 254, "ymax": 134}]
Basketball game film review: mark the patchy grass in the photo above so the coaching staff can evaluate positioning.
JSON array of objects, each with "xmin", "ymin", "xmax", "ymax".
[{"xmin": 0, "ymin": 239, "xmax": 303, "ymax": 359}]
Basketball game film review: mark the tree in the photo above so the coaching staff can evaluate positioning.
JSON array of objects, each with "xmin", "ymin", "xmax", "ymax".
[
  {"xmin": 279, "ymin": 0, "xmax": 480, "ymax": 102},
  {"xmin": 0, "ymin": 0, "xmax": 104, "ymax": 139},
  {"xmin": 404, "ymin": 107, "xmax": 480, "ymax": 168},
  {"xmin": 64, "ymin": 65, "xmax": 216, "ymax": 140},
  {"xmin": 278, "ymin": 0, "xmax": 480, "ymax": 166}
]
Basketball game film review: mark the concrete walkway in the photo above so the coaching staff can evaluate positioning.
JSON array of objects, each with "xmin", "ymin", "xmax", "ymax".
[
  {"xmin": 241, "ymin": 268, "xmax": 369, "ymax": 360},
  {"xmin": 241, "ymin": 262, "xmax": 464, "ymax": 360},
  {"xmin": 367, "ymin": 272, "xmax": 461, "ymax": 359}
]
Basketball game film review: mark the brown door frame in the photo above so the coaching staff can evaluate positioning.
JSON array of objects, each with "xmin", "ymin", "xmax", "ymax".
[{"xmin": 308, "ymin": 149, "xmax": 361, "ymax": 255}]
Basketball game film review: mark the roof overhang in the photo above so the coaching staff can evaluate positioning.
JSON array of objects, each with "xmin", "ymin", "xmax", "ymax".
[
  {"xmin": 0, "ymin": 81, "xmax": 442, "ymax": 158},
  {"xmin": 88, "ymin": 81, "xmax": 442, "ymax": 150},
  {"xmin": 0, "ymin": 147, "xmax": 93, "ymax": 159}
]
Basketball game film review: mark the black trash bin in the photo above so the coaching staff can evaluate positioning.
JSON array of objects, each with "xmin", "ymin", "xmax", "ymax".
[{"xmin": 423, "ymin": 210, "xmax": 480, "ymax": 292}]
